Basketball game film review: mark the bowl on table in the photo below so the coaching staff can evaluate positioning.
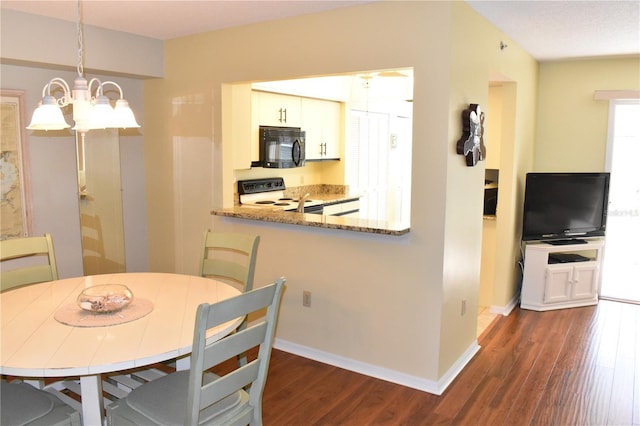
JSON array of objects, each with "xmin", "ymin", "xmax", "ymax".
[{"xmin": 77, "ymin": 284, "xmax": 133, "ymax": 313}]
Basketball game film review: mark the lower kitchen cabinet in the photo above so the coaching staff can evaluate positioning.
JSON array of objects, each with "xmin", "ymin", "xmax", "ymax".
[
  {"xmin": 520, "ymin": 239, "xmax": 604, "ymax": 311},
  {"xmin": 323, "ymin": 199, "xmax": 360, "ymax": 216}
]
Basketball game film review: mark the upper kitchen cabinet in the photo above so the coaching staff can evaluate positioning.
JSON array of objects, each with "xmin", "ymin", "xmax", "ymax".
[
  {"xmin": 254, "ymin": 91, "xmax": 301, "ymax": 127},
  {"xmin": 301, "ymin": 97, "xmax": 342, "ymax": 161}
]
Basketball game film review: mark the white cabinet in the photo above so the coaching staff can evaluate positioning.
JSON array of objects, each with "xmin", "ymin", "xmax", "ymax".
[
  {"xmin": 323, "ymin": 199, "xmax": 359, "ymax": 216},
  {"xmin": 521, "ymin": 239, "xmax": 604, "ymax": 311},
  {"xmin": 245, "ymin": 90, "xmax": 342, "ymax": 168},
  {"xmin": 301, "ymin": 97, "xmax": 342, "ymax": 160},
  {"xmin": 254, "ymin": 91, "xmax": 301, "ymax": 127},
  {"xmin": 224, "ymin": 83, "xmax": 254, "ymax": 169}
]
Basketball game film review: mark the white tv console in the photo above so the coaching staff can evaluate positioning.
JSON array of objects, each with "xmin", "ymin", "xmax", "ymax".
[{"xmin": 520, "ymin": 238, "xmax": 604, "ymax": 311}]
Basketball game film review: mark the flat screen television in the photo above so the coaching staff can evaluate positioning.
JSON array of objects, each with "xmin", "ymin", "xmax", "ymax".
[{"xmin": 521, "ymin": 172, "xmax": 610, "ymax": 243}]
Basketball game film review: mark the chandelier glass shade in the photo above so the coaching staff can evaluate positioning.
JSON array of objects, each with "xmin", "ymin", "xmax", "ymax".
[{"xmin": 26, "ymin": 1, "xmax": 140, "ymax": 134}]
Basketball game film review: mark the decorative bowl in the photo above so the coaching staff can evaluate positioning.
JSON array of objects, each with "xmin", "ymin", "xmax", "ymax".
[{"xmin": 77, "ymin": 284, "xmax": 133, "ymax": 313}]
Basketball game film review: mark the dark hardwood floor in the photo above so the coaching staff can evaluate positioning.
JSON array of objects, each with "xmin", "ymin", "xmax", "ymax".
[{"xmin": 259, "ymin": 300, "xmax": 640, "ymax": 425}]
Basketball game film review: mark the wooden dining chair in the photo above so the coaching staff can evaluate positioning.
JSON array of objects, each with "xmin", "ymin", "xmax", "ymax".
[
  {"xmin": 0, "ymin": 233, "xmax": 59, "ymax": 292},
  {"xmin": 0, "ymin": 380, "xmax": 81, "ymax": 426},
  {"xmin": 106, "ymin": 277, "xmax": 285, "ymax": 426}
]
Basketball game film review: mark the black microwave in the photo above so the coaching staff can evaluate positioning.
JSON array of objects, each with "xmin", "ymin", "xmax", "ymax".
[{"xmin": 258, "ymin": 126, "xmax": 306, "ymax": 168}]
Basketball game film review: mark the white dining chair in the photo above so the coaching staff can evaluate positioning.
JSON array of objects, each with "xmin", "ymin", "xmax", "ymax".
[
  {"xmin": 200, "ymin": 230, "xmax": 260, "ymax": 366},
  {"xmin": 199, "ymin": 230, "xmax": 260, "ymax": 293},
  {"xmin": 0, "ymin": 233, "xmax": 58, "ymax": 292},
  {"xmin": 0, "ymin": 380, "xmax": 81, "ymax": 426},
  {"xmin": 107, "ymin": 230, "xmax": 262, "ymax": 392},
  {"xmin": 106, "ymin": 277, "xmax": 285, "ymax": 426}
]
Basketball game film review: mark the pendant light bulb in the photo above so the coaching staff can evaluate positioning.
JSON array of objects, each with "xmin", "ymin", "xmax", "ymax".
[
  {"xmin": 26, "ymin": 96, "xmax": 70, "ymax": 130},
  {"xmin": 88, "ymin": 95, "xmax": 115, "ymax": 129},
  {"xmin": 112, "ymin": 99, "xmax": 140, "ymax": 128}
]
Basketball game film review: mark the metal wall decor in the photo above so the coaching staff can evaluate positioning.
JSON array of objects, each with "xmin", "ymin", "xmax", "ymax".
[{"xmin": 456, "ymin": 103, "xmax": 486, "ymax": 167}]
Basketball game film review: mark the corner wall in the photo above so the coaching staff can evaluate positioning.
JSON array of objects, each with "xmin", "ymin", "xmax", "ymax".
[{"xmin": 148, "ymin": 1, "xmax": 538, "ymax": 390}]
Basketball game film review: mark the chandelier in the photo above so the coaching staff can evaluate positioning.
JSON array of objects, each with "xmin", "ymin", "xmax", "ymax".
[{"xmin": 27, "ymin": 0, "xmax": 140, "ymax": 134}]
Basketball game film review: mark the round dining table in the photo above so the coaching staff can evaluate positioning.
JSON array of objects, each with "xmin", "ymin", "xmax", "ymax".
[{"xmin": 0, "ymin": 272, "xmax": 242, "ymax": 426}]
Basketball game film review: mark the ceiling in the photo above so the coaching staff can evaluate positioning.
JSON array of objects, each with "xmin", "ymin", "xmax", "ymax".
[{"xmin": 1, "ymin": 0, "xmax": 639, "ymax": 61}]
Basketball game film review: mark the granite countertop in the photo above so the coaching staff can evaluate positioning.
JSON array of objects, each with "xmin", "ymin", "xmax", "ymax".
[
  {"xmin": 216, "ymin": 185, "xmax": 410, "ymax": 235},
  {"xmin": 211, "ymin": 206, "xmax": 410, "ymax": 235}
]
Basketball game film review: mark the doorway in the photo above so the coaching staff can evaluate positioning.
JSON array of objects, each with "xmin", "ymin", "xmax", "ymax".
[{"xmin": 600, "ymin": 100, "xmax": 640, "ymax": 303}]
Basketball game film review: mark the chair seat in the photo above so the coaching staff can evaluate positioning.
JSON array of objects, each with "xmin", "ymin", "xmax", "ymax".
[
  {"xmin": 0, "ymin": 381, "xmax": 80, "ymax": 426},
  {"xmin": 109, "ymin": 370, "xmax": 250, "ymax": 425}
]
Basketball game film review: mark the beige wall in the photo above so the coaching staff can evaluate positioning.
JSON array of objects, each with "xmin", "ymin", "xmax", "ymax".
[
  {"xmin": 146, "ymin": 1, "xmax": 537, "ymax": 390},
  {"xmin": 443, "ymin": 2, "xmax": 537, "ymax": 373},
  {"xmin": 535, "ymin": 57, "xmax": 640, "ymax": 171}
]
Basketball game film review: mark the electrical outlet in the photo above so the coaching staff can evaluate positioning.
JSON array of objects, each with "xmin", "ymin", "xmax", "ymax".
[
  {"xmin": 461, "ymin": 299, "xmax": 467, "ymax": 316},
  {"xmin": 303, "ymin": 291, "xmax": 311, "ymax": 307}
]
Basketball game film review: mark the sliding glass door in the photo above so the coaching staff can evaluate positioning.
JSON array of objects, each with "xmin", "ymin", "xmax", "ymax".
[{"xmin": 600, "ymin": 100, "xmax": 640, "ymax": 303}]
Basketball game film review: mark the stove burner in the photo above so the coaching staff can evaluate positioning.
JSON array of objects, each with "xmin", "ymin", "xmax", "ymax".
[
  {"xmin": 255, "ymin": 200, "xmax": 275, "ymax": 205},
  {"xmin": 279, "ymin": 197, "xmax": 293, "ymax": 201},
  {"xmin": 274, "ymin": 202, "xmax": 291, "ymax": 206},
  {"xmin": 294, "ymin": 199, "xmax": 312, "ymax": 203}
]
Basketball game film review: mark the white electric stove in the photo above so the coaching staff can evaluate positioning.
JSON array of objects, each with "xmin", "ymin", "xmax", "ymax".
[{"xmin": 238, "ymin": 178, "xmax": 324, "ymax": 213}]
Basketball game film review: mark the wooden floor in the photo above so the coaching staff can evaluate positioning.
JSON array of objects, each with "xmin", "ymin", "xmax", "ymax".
[{"xmin": 259, "ymin": 300, "xmax": 640, "ymax": 425}]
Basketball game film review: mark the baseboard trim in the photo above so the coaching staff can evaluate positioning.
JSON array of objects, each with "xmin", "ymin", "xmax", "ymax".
[
  {"xmin": 490, "ymin": 292, "xmax": 520, "ymax": 316},
  {"xmin": 273, "ymin": 338, "xmax": 481, "ymax": 396}
]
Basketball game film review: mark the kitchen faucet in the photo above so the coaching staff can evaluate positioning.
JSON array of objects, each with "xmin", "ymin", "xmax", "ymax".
[{"xmin": 297, "ymin": 193, "xmax": 310, "ymax": 213}]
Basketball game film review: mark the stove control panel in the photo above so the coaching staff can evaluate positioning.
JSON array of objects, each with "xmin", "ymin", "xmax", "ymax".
[{"xmin": 238, "ymin": 177, "xmax": 286, "ymax": 195}]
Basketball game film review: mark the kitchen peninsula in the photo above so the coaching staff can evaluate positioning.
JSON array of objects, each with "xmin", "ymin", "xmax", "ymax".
[
  {"xmin": 211, "ymin": 205, "xmax": 410, "ymax": 235},
  {"xmin": 212, "ymin": 178, "xmax": 410, "ymax": 235}
]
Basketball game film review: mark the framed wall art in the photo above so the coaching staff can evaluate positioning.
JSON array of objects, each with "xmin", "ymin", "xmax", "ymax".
[{"xmin": 1, "ymin": 90, "xmax": 33, "ymax": 239}]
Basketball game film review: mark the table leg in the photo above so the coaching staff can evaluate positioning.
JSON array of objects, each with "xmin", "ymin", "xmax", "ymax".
[
  {"xmin": 80, "ymin": 375, "xmax": 105, "ymax": 426},
  {"xmin": 176, "ymin": 355, "xmax": 191, "ymax": 371}
]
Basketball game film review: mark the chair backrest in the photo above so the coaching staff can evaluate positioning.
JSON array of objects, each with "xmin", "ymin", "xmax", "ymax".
[
  {"xmin": 199, "ymin": 231, "xmax": 260, "ymax": 293},
  {"xmin": 0, "ymin": 233, "xmax": 59, "ymax": 292},
  {"xmin": 186, "ymin": 277, "xmax": 285, "ymax": 426}
]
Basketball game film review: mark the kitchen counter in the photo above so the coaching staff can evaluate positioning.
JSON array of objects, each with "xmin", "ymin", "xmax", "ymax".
[{"xmin": 211, "ymin": 205, "xmax": 410, "ymax": 236}]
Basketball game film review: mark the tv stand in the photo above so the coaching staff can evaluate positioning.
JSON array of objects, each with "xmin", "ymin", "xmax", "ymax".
[
  {"xmin": 520, "ymin": 239, "xmax": 604, "ymax": 311},
  {"xmin": 547, "ymin": 238, "xmax": 587, "ymax": 245}
]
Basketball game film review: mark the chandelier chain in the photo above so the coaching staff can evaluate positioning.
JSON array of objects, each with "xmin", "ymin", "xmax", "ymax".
[
  {"xmin": 76, "ymin": 0, "xmax": 84, "ymax": 77},
  {"xmin": 26, "ymin": 0, "xmax": 140, "ymax": 132}
]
